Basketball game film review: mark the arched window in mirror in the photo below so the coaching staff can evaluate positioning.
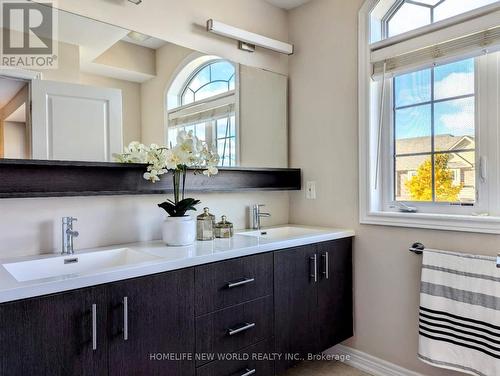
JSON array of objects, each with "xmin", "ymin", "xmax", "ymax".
[
  {"xmin": 371, "ymin": 0, "xmax": 499, "ymax": 42},
  {"xmin": 167, "ymin": 56, "xmax": 237, "ymax": 167}
]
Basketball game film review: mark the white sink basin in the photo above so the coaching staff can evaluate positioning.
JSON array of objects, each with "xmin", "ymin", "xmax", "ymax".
[
  {"xmin": 2, "ymin": 248, "xmax": 160, "ymax": 282},
  {"xmin": 237, "ymin": 226, "xmax": 325, "ymax": 240}
]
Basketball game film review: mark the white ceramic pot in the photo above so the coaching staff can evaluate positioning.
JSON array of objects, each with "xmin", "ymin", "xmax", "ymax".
[{"xmin": 162, "ymin": 216, "xmax": 196, "ymax": 246}]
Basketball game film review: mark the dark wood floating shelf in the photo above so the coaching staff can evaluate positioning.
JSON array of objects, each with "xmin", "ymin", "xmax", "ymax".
[{"xmin": 0, "ymin": 159, "xmax": 301, "ymax": 198}]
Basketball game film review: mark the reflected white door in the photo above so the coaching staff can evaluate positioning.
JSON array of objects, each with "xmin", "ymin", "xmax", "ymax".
[{"xmin": 31, "ymin": 80, "xmax": 123, "ymax": 161}]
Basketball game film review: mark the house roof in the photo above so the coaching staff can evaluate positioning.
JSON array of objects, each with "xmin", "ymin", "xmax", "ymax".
[{"xmin": 396, "ymin": 135, "xmax": 475, "ymax": 171}]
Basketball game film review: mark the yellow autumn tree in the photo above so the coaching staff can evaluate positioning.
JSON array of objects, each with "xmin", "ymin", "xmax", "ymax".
[{"xmin": 405, "ymin": 154, "xmax": 462, "ymax": 202}]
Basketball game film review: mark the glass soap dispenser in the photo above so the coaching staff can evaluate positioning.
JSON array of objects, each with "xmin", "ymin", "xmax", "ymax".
[
  {"xmin": 215, "ymin": 215, "xmax": 234, "ymax": 238},
  {"xmin": 197, "ymin": 207, "xmax": 215, "ymax": 241}
]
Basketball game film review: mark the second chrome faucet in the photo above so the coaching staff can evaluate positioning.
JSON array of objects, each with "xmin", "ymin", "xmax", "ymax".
[
  {"xmin": 252, "ymin": 204, "xmax": 271, "ymax": 230},
  {"xmin": 62, "ymin": 217, "xmax": 79, "ymax": 255}
]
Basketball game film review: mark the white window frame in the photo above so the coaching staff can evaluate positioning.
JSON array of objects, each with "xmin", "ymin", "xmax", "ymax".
[
  {"xmin": 359, "ymin": 0, "xmax": 500, "ymax": 234},
  {"xmin": 165, "ymin": 54, "xmax": 240, "ymax": 166}
]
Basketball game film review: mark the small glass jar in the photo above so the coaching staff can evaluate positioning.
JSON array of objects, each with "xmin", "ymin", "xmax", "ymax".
[
  {"xmin": 196, "ymin": 207, "xmax": 216, "ymax": 241},
  {"xmin": 214, "ymin": 215, "xmax": 234, "ymax": 238}
]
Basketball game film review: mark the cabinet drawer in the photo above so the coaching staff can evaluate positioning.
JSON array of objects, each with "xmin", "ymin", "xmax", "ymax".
[
  {"xmin": 196, "ymin": 295, "xmax": 273, "ymax": 366},
  {"xmin": 196, "ymin": 338, "xmax": 274, "ymax": 376},
  {"xmin": 195, "ymin": 253, "xmax": 273, "ymax": 315}
]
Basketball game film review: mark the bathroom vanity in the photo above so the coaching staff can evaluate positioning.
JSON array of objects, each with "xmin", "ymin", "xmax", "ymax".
[{"xmin": 0, "ymin": 227, "xmax": 354, "ymax": 376}]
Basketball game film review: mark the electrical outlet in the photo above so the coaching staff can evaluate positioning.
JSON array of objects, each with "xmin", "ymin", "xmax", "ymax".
[{"xmin": 306, "ymin": 181, "xmax": 316, "ymax": 199}]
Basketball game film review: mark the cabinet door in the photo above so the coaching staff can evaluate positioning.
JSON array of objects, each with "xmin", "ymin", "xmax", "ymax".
[
  {"xmin": 0, "ymin": 287, "xmax": 108, "ymax": 376},
  {"xmin": 107, "ymin": 269, "xmax": 195, "ymax": 376},
  {"xmin": 317, "ymin": 238, "xmax": 353, "ymax": 351},
  {"xmin": 274, "ymin": 244, "xmax": 319, "ymax": 374}
]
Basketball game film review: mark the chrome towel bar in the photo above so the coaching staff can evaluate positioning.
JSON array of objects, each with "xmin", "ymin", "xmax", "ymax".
[{"xmin": 409, "ymin": 242, "xmax": 500, "ymax": 268}]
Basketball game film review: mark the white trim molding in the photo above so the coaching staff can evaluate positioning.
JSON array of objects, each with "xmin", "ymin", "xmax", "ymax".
[{"xmin": 326, "ymin": 344, "xmax": 426, "ymax": 376}]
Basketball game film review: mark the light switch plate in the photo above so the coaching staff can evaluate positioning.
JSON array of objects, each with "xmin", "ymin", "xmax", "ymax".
[{"xmin": 306, "ymin": 181, "xmax": 316, "ymax": 199}]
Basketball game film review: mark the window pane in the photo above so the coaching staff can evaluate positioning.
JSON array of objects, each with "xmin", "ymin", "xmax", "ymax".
[
  {"xmin": 434, "ymin": 59, "xmax": 474, "ymax": 100},
  {"xmin": 188, "ymin": 65, "xmax": 210, "ymax": 92},
  {"xmin": 434, "ymin": 0, "xmax": 499, "ymax": 22},
  {"xmin": 229, "ymin": 75, "xmax": 235, "ymax": 91},
  {"xmin": 395, "ymin": 155, "xmax": 432, "ymax": 201},
  {"xmin": 168, "ymin": 128, "xmax": 178, "ymax": 147},
  {"xmin": 395, "ymin": 104, "xmax": 432, "ymax": 154},
  {"xmin": 195, "ymin": 123, "xmax": 206, "ymax": 142},
  {"xmin": 434, "ymin": 97, "xmax": 475, "ymax": 150},
  {"xmin": 434, "ymin": 152, "xmax": 475, "ymax": 203},
  {"xmin": 195, "ymin": 81, "xmax": 229, "ymax": 101},
  {"xmin": 217, "ymin": 138, "xmax": 236, "ymax": 166},
  {"xmin": 395, "ymin": 69, "xmax": 431, "ymax": 107},
  {"xmin": 216, "ymin": 117, "xmax": 229, "ymax": 138},
  {"xmin": 388, "ymin": 3, "xmax": 431, "ymax": 37},
  {"xmin": 181, "ymin": 89, "xmax": 194, "ymax": 105},
  {"xmin": 210, "ymin": 61, "xmax": 235, "ymax": 81}
]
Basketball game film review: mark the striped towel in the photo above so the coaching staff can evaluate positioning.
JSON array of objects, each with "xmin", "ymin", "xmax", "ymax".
[{"xmin": 418, "ymin": 249, "xmax": 500, "ymax": 376}]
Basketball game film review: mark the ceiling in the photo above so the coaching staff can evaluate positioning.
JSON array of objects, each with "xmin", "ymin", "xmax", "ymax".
[{"xmin": 265, "ymin": 0, "xmax": 313, "ymax": 10}]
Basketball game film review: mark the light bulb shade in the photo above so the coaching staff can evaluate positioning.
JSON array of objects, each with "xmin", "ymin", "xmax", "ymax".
[{"xmin": 206, "ymin": 19, "xmax": 294, "ymax": 55}]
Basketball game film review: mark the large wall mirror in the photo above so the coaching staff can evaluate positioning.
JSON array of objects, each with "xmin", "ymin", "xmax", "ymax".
[{"xmin": 0, "ymin": 2, "xmax": 288, "ymax": 169}]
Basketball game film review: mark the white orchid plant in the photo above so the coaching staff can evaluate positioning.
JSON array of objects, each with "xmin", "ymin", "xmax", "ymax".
[{"xmin": 115, "ymin": 131, "xmax": 219, "ymax": 217}]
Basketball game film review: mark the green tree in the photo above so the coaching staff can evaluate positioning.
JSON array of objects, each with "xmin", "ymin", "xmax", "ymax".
[{"xmin": 405, "ymin": 154, "xmax": 462, "ymax": 202}]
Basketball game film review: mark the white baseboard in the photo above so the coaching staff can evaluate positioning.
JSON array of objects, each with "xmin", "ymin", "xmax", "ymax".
[{"xmin": 325, "ymin": 344, "xmax": 426, "ymax": 376}]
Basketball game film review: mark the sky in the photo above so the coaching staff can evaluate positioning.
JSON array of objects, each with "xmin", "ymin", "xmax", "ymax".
[
  {"xmin": 394, "ymin": 58, "xmax": 475, "ymax": 142},
  {"xmin": 388, "ymin": 0, "xmax": 499, "ymax": 38}
]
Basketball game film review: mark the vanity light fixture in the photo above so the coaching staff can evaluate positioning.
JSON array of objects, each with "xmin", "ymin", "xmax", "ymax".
[
  {"xmin": 206, "ymin": 19, "xmax": 294, "ymax": 55},
  {"xmin": 127, "ymin": 0, "xmax": 142, "ymax": 4}
]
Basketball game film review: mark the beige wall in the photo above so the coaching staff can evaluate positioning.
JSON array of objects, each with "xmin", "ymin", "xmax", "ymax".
[
  {"xmin": 288, "ymin": 1, "xmax": 499, "ymax": 375},
  {"xmin": 140, "ymin": 42, "xmax": 193, "ymax": 145},
  {"xmin": 0, "ymin": 191, "xmax": 288, "ymax": 258},
  {"xmin": 3, "ymin": 122, "xmax": 27, "ymax": 159},
  {"xmin": 0, "ymin": 0, "xmax": 291, "ymax": 259},
  {"xmin": 240, "ymin": 66, "xmax": 288, "ymax": 168}
]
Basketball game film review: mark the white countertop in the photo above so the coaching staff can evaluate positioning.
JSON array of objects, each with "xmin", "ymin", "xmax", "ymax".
[{"xmin": 0, "ymin": 225, "xmax": 354, "ymax": 303}]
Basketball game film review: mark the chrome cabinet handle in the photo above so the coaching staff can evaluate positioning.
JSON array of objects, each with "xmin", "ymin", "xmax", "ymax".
[
  {"xmin": 238, "ymin": 368, "xmax": 256, "ymax": 376},
  {"xmin": 123, "ymin": 297, "xmax": 129, "ymax": 341},
  {"xmin": 322, "ymin": 252, "xmax": 329, "ymax": 279},
  {"xmin": 91, "ymin": 303, "xmax": 97, "ymax": 351},
  {"xmin": 310, "ymin": 254, "xmax": 318, "ymax": 282},
  {"xmin": 227, "ymin": 322, "xmax": 256, "ymax": 336},
  {"xmin": 227, "ymin": 277, "xmax": 255, "ymax": 289}
]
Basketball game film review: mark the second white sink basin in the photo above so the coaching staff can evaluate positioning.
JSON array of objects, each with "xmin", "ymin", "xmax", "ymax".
[
  {"xmin": 2, "ymin": 248, "xmax": 160, "ymax": 282},
  {"xmin": 238, "ymin": 226, "xmax": 325, "ymax": 241}
]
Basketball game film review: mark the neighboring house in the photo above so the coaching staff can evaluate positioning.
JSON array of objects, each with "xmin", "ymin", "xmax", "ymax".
[{"xmin": 396, "ymin": 135, "xmax": 475, "ymax": 203}]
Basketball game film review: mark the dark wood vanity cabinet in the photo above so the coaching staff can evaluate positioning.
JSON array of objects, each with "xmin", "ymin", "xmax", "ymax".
[
  {"xmin": 0, "ymin": 286, "xmax": 108, "ymax": 376},
  {"xmin": 0, "ymin": 238, "xmax": 352, "ymax": 376},
  {"xmin": 106, "ymin": 269, "xmax": 195, "ymax": 376},
  {"xmin": 0, "ymin": 269, "xmax": 195, "ymax": 376},
  {"xmin": 274, "ymin": 238, "xmax": 353, "ymax": 374}
]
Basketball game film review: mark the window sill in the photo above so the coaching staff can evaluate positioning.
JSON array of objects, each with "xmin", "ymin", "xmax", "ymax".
[{"xmin": 360, "ymin": 210, "xmax": 500, "ymax": 234}]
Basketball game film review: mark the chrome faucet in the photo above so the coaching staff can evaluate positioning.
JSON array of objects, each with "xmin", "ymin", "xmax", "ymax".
[
  {"xmin": 252, "ymin": 204, "xmax": 271, "ymax": 230},
  {"xmin": 62, "ymin": 217, "xmax": 79, "ymax": 255}
]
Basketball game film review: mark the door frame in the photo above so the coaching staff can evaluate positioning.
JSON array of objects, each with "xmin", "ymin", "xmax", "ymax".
[{"xmin": 0, "ymin": 67, "xmax": 39, "ymax": 159}]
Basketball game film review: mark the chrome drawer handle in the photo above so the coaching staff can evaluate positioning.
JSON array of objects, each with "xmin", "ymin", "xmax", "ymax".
[
  {"xmin": 123, "ymin": 296, "xmax": 129, "ymax": 341},
  {"xmin": 227, "ymin": 277, "xmax": 255, "ymax": 289},
  {"xmin": 91, "ymin": 303, "xmax": 97, "ymax": 351},
  {"xmin": 322, "ymin": 252, "xmax": 329, "ymax": 279},
  {"xmin": 310, "ymin": 254, "xmax": 318, "ymax": 282},
  {"xmin": 227, "ymin": 322, "xmax": 256, "ymax": 336},
  {"xmin": 237, "ymin": 368, "xmax": 256, "ymax": 376}
]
